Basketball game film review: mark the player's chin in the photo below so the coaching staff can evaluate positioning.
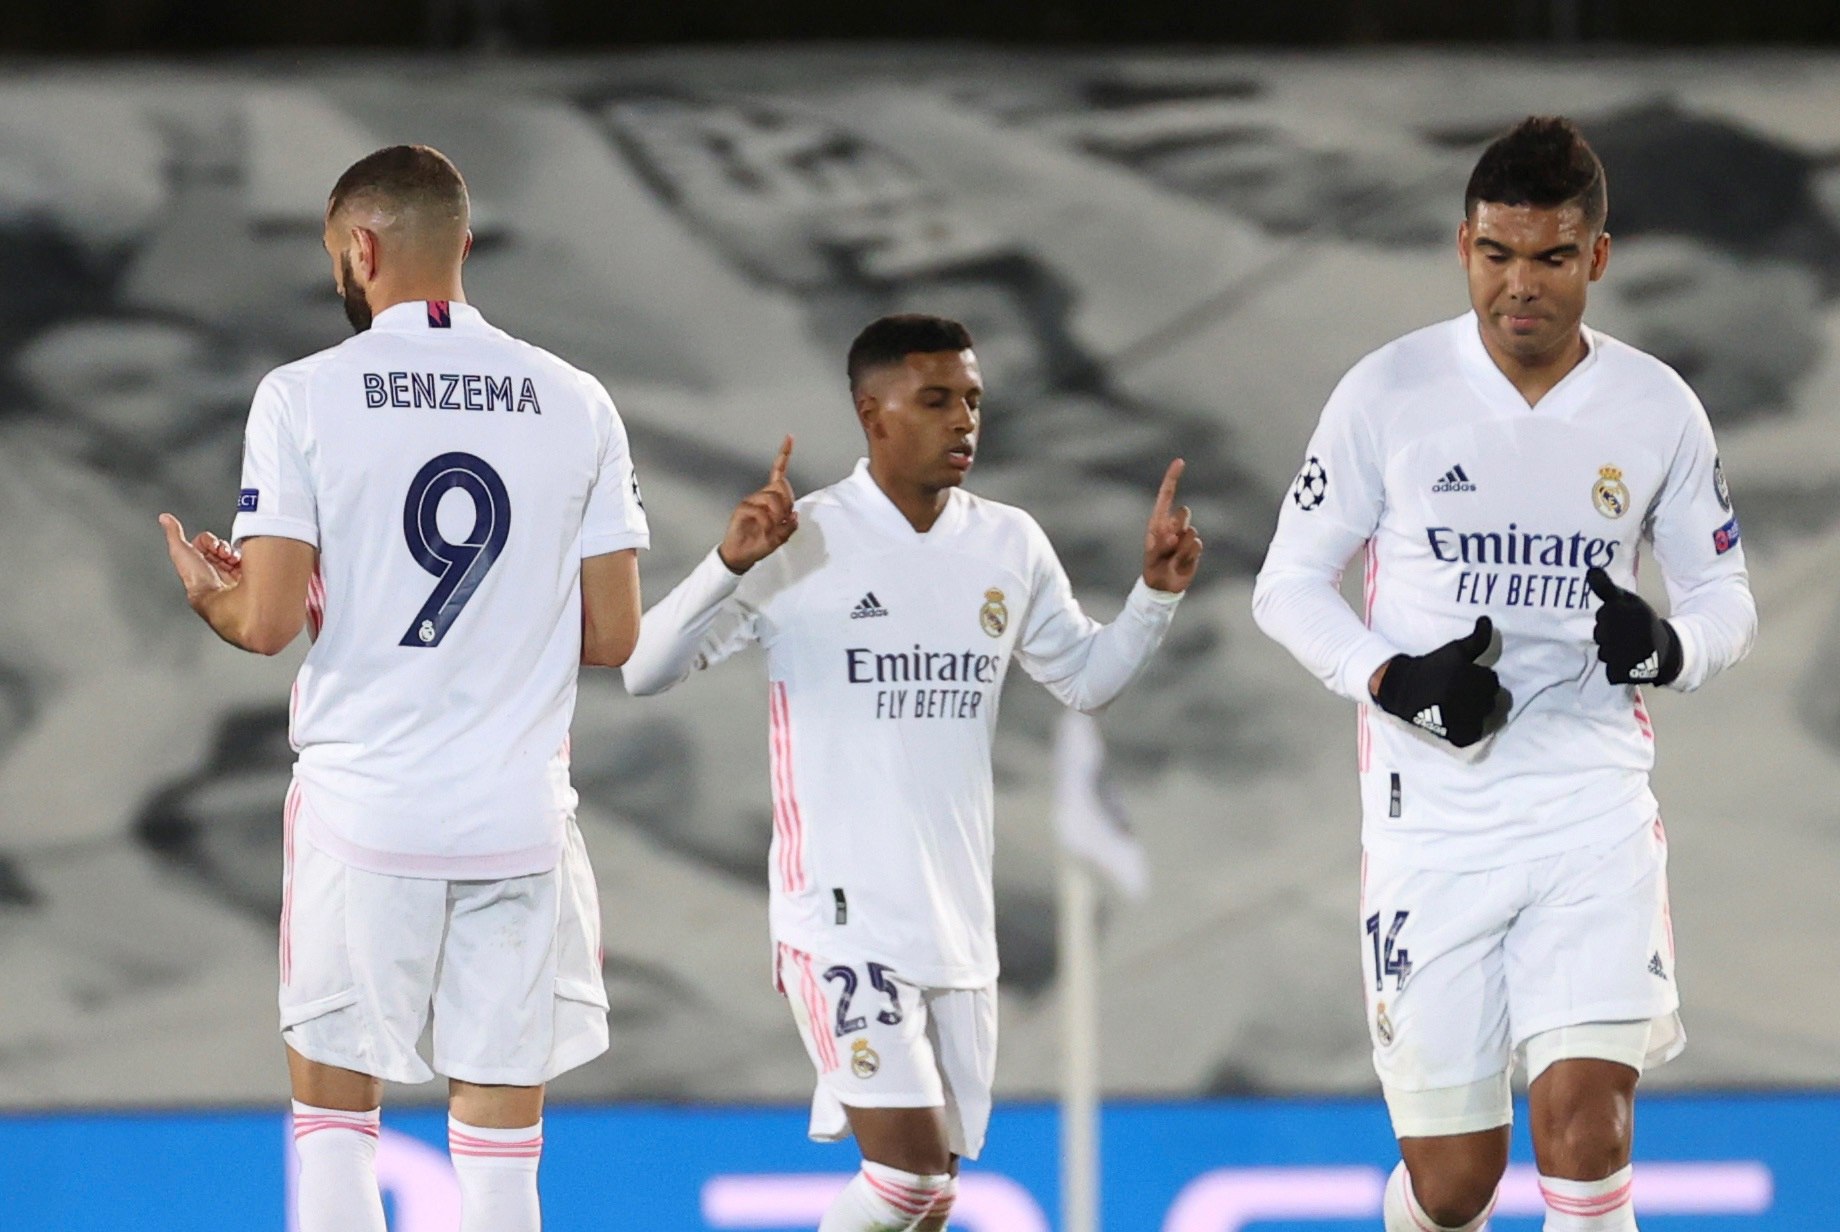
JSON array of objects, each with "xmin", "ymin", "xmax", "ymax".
[{"xmin": 934, "ymin": 460, "xmax": 972, "ymax": 487}]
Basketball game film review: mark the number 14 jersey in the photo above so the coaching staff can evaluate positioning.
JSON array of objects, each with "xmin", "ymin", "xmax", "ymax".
[{"xmin": 231, "ymin": 300, "xmax": 648, "ymax": 878}]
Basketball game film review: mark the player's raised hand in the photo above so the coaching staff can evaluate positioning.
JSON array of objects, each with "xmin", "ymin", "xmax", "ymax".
[
  {"xmin": 1142, "ymin": 458, "xmax": 1204, "ymax": 593},
  {"xmin": 1586, "ymin": 566, "xmax": 1683, "ymax": 686},
  {"xmin": 717, "ymin": 435, "xmax": 799, "ymax": 574},
  {"xmin": 159, "ymin": 514, "xmax": 238, "ymax": 607},
  {"xmin": 1371, "ymin": 616, "xmax": 1511, "ymax": 748}
]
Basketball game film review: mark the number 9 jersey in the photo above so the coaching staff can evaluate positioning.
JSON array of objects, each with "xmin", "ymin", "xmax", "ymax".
[{"xmin": 230, "ymin": 300, "xmax": 648, "ymax": 879}]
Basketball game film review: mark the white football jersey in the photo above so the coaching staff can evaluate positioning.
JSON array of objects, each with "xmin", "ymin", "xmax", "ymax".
[
  {"xmin": 1254, "ymin": 313, "xmax": 1756, "ymax": 872},
  {"xmin": 231, "ymin": 300, "xmax": 648, "ymax": 878},
  {"xmin": 623, "ymin": 461, "xmax": 1181, "ymax": 987}
]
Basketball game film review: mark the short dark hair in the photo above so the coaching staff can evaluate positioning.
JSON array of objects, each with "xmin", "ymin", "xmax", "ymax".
[
  {"xmin": 328, "ymin": 144, "xmax": 469, "ymax": 231},
  {"xmin": 847, "ymin": 314, "xmax": 975, "ymax": 390},
  {"xmin": 1465, "ymin": 116, "xmax": 1607, "ymax": 232}
]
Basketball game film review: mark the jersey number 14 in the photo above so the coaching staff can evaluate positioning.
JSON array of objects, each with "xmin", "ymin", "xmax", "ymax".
[
  {"xmin": 400, "ymin": 452, "xmax": 511, "ymax": 648},
  {"xmin": 1366, "ymin": 910, "xmax": 1412, "ymax": 992}
]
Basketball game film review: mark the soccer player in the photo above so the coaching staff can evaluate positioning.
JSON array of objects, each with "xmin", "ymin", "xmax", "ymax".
[
  {"xmin": 1253, "ymin": 117, "xmax": 1757, "ymax": 1232},
  {"xmin": 157, "ymin": 145, "xmax": 648, "ymax": 1232},
  {"xmin": 623, "ymin": 314, "xmax": 1201, "ymax": 1231}
]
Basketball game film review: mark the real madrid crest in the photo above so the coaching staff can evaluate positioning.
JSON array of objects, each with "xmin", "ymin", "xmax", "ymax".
[
  {"xmin": 1375, "ymin": 1001, "xmax": 1395, "ymax": 1047},
  {"xmin": 980, "ymin": 588, "xmax": 1008, "ymax": 638},
  {"xmin": 850, "ymin": 1038, "xmax": 881, "ymax": 1079},
  {"xmin": 1591, "ymin": 465, "xmax": 1630, "ymax": 519}
]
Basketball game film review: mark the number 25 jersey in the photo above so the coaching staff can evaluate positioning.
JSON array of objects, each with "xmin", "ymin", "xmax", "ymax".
[
  {"xmin": 624, "ymin": 461, "xmax": 1183, "ymax": 988},
  {"xmin": 230, "ymin": 300, "xmax": 648, "ymax": 878}
]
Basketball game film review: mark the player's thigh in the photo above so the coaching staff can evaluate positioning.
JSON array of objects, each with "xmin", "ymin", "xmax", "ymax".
[
  {"xmin": 433, "ymin": 821, "xmax": 609, "ymax": 1087},
  {"xmin": 281, "ymin": 826, "xmax": 447, "ymax": 1085},
  {"xmin": 1506, "ymin": 819, "xmax": 1680, "ymax": 1068},
  {"xmin": 1361, "ymin": 854, "xmax": 1520, "ymax": 1090}
]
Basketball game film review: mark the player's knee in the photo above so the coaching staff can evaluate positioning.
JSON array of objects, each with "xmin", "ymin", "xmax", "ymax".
[
  {"xmin": 1531, "ymin": 1062, "xmax": 1636, "ymax": 1179},
  {"xmin": 1532, "ymin": 1096, "xmax": 1633, "ymax": 1179},
  {"xmin": 1410, "ymin": 1162, "xmax": 1502, "ymax": 1228}
]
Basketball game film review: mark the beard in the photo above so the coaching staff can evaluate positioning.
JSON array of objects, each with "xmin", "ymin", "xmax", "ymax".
[{"xmin": 339, "ymin": 253, "xmax": 373, "ymax": 333}]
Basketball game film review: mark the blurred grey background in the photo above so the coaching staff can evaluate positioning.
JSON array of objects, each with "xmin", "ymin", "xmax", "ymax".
[{"xmin": 1, "ymin": 50, "xmax": 1837, "ymax": 1108}]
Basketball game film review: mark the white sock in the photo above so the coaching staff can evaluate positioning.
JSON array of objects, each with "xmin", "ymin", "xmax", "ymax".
[
  {"xmin": 291, "ymin": 1100, "xmax": 386, "ymax": 1232},
  {"xmin": 1541, "ymin": 1165, "xmax": 1637, "ymax": 1231},
  {"xmin": 448, "ymin": 1116, "xmax": 544, "ymax": 1232},
  {"xmin": 817, "ymin": 1160, "xmax": 954, "ymax": 1231},
  {"xmin": 1384, "ymin": 1161, "xmax": 1494, "ymax": 1232},
  {"xmin": 915, "ymin": 1174, "xmax": 959, "ymax": 1231}
]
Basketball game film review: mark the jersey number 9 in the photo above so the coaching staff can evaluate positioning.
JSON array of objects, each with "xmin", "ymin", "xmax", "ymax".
[{"xmin": 400, "ymin": 452, "xmax": 511, "ymax": 648}]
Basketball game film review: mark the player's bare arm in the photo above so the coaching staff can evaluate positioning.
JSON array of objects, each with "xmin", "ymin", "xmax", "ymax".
[
  {"xmin": 717, "ymin": 434, "xmax": 799, "ymax": 573},
  {"xmin": 1142, "ymin": 458, "xmax": 1204, "ymax": 593},
  {"xmin": 159, "ymin": 514, "xmax": 315, "ymax": 655},
  {"xmin": 581, "ymin": 548, "xmax": 642, "ymax": 668}
]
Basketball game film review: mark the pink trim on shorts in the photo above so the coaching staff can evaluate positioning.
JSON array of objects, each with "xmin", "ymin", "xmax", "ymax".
[{"xmin": 787, "ymin": 946, "xmax": 838, "ymax": 1072}]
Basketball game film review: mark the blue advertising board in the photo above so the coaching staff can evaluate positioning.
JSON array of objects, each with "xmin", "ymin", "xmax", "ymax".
[{"xmin": 1, "ymin": 1093, "xmax": 1830, "ymax": 1229}]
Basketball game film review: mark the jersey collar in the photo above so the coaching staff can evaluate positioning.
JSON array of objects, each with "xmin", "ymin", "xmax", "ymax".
[
  {"xmin": 368, "ymin": 299, "xmax": 488, "ymax": 334},
  {"xmin": 842, "ymin": 458, "xmax": 966, "ymax": 541},
  {"xmin": 1456, "ymin": 309, "xmax": 1600, "ymax": 413}
]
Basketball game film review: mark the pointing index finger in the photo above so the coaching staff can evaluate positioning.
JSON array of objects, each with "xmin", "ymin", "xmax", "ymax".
[
  {"xmin": 1153, "ymin": 458, "xmax": 1185, "ymax": 520},
  {"xmin": 768, "ymin": 434, "xmax": 794, "ymax": 486}
]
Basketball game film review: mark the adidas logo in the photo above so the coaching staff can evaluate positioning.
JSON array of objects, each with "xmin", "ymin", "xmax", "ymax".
[
  {"xmin": 1412, "ymin": 705, "xmax": 1447, "ymax": 737},
  {"xmin": 1630, "ymin": 652, "xmax": 1660, "ymax": 681},
  {"xmin": 1431, "ymin": 464, "xmax": 1477, "ymax": 494},
  {"xmin": 850, "ymin": 592, "xmax": 889, "ymax": 619},
  {"xmin": 1648, "ymin": 952, "xmax": 1668, "ymax": 980}
]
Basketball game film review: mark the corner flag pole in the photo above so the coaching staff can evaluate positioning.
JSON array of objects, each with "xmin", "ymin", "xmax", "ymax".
[
  {"xmin": 1058, "ymin": 850, "xmax": 1101, "ymax": 1232},
  {"xmin": 1052, "ymin": 711, "xmax": 1147, "ymax": 1232}
]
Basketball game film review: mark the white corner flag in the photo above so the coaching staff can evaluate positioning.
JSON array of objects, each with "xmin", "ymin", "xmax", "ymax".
[{"xmin": 1052, "ymin": 710, "xmax": 1148, "ymax": 900}]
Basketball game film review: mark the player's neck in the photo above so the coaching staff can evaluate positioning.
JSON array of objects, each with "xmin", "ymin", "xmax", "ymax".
[
  {"xmin": 368, "ymin": 277, "xmax": 467, "ymax": 318},
  {"xmin": 866, "ymin": 459, "xmax": 951, "ymax": 533},
  {"xmin": 1481, "ymin": 326, "xmax": 1590, "ymax": 407}
]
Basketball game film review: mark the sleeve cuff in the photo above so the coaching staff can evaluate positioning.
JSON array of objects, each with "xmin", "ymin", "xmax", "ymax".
[
  {"xmin": 1338, "ymin": 637, "xmax": 1401, "ymax": 704},
  {"xmin": 694, "ymin": 545, "xmax": 748, "ymax": 592},
  {"xmin": 231, "ymin": 515, "xmax": 318, "ymax": 549},
  {"xmin": 583, "ymin": 530, "xmax": 650, "ymax": 558},
  {"xmin": 1666, "ymin": 617, "xmax": 1702, "ymax": 692},
  {"xmin": 1128, "ymin": 577, "xmax": 1187, "ymax": 611}
]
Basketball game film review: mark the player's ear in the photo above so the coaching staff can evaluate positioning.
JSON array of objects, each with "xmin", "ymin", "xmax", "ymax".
[
  {"xmin": 461, "ymin": 229, "xmax": 474, "ymax": 262},
  {"xmin": 1456, "ymin": 217, "xmax": 1472, "ymax": 268},
  {"xmin": 855, "ymin": 391, "xmax": 883, "ymax": 440},
  {"xmin": 1589, "ymin": 230, "xmax": 1611, "ymax": 282},
  {"xmin": 352, "ymin": 227, "xmax": 379, "ymax": 281}
]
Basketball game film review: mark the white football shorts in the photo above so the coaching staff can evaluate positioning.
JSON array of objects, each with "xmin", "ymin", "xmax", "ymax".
[
  {"xmin": 279, "ymin": 794, "xmax": 609, "ymax": 1087},
  {"xmin": 777, "ymin": 943, "xmax": 997, "ymax": 1161},
  {"xmin": 1360, "ymin": 817, "xmax": 1682, "ymax": 1135}
]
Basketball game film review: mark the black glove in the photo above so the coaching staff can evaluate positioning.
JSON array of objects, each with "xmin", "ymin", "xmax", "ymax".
[
  {"xmin": 1586, "ymin": 566, "xmax": 1682, "ymax": 686},
  {"xmin": 1373, "ymin": 616, "xmax": 1511, "ymax": 748}
]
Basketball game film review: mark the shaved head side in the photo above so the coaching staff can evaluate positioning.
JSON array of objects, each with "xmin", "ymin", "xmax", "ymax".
[{"xmin": 328, "ymin": 144, "xmax": 470, "ymax": 252}]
